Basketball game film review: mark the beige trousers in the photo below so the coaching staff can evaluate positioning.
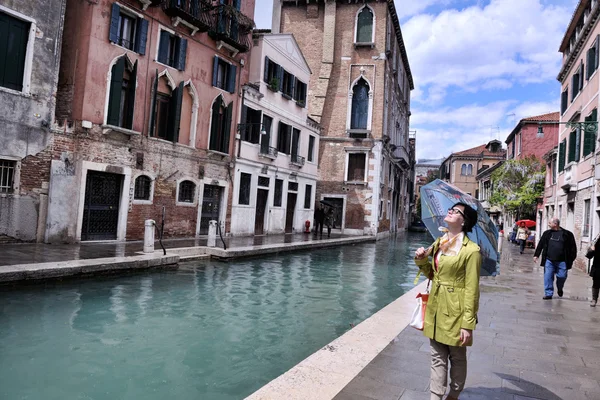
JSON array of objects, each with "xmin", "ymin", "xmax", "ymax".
[{"xmin": 429, "ymin": 338, "xmax": 467, "ymax": 399}]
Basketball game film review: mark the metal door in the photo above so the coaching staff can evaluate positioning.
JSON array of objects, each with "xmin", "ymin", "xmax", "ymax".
[
  {"xmin": 200, "ymin": 185, "xmax": 222, "ymax": 235},
  {"xmin": 81, "ymin": 171, "xmax": 122, "ymax": 241}
]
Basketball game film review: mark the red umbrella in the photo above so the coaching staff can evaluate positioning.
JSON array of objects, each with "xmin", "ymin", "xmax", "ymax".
[{"xmin": 516, "ymin": 219, "xmax": 536, "ymax": 228}]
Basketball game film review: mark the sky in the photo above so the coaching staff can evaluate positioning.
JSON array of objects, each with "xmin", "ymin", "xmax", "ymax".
[{"xmin": 252, "ymin": 0, "xmax": 580, "ymax": 161}]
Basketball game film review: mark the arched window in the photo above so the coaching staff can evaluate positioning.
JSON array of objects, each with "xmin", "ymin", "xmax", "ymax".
[
  {"xmin": 107, "ymin": 56, "xmax": 137, "ymax": 129},
  {"xmin": 467, "ymin": 164, "xmax": 473, "ymax": 175},
  {"xmin": 178, "ymin": 180, "xmax": 196, "ymax": 203},
  {"xmin": 461, "ymin": 164, "xmax": 467, "ymax": 175},
  {"xmin": 356, "ymin": 7, "xmax": 373, "ymax": 43},
  {"xmin": 134, "ymin": 175, "xmax": 151, "ymax": 200},
  {"xmin": 209, "ymin": 95, "xmax": 233, "ymax": 153},
  {"xmin": 150, "ymin": 71, "xmax": 183, "ymax": 143},
  {"xmin": 351, "ymin": 78, "xmax": 369, "ymax": 129}
]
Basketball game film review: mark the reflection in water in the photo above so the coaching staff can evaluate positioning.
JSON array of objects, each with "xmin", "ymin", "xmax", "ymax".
[{"xmin": 0, "ymin": 233, "xmax": 431, "ymax": 400}]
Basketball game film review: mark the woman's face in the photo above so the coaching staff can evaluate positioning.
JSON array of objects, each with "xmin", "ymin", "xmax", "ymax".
[{"xmin": 444, "ymin": 204, "xmax": 466, "ymax": 228}]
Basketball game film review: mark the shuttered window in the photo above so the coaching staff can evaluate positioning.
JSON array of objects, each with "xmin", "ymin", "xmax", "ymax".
[
  {"xmin": 351, "ymin": 78, "xmax": 369, "ymax": 129},
  {"xmin": 151, "ymin": 80, "xmax": 183, "ymax": 143},
  {"xmin": 308, "ymin": 136, "xmax": 315, "ymax": 162},
  {"xmin": 356, "ymin": 7, "xmax": 373, "ymax": 43},
  {"xmin": 212, "ymin": 56, "xmax": 237, "ymax": 93},
  {"xmin": 0, "ymin": 11, "xmax": 29, "ymax": 91},
  {"xmin": 304, "ymin": 185, "xmax": 312, "ymax": 209},
  {"xmin": 238, "ymin": 173, "xmax": 251, "ymax": 205},
  {"xmin": 568, "ymin": 130, "xmax": 577, "ymax": 163},
  {"xmin": 108, "ymin": 4, "xmax": 148, "ymax": 54},
  {"xmin": 107, "ymin": 57, "xmax": 137, "ymax": 129},
  {"xmin": 277, "ymin": 122, "xmax": 292, "ymax": 154},
  {"xmin": 157, "ymin": 30, "xmax": 187, "ymax": 70},
  {"xmin": 583, "ymin": 109, "xmax": 597, "ymax": 157},
  {"xmin": 561, "ymin": 89, "xmax": 568, "ymax": 115},
  {"xmin": 347, "ymin": 153, "xmax": 366, "ymax": 182},
  {"xmin": 274, "ymin": 179, "xmax": 283, "ymax": 207},
  {"xmin": 209, "ymin": 96, "xmax": 232, "ymax": 153},
  {"xmin": 293, "ymin": 80, "xmax": 307, "ymax": 106},
  {"xmin": 558, "ymin": 139, "xmax": 566, "ymax": 172}
]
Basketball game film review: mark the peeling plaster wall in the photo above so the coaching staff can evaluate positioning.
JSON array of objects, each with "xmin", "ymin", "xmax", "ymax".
[{"xmin": 0, "ymin": 0, "xmax": 66, "ymax": 242}]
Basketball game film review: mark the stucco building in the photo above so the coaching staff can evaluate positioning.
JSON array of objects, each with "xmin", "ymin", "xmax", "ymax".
[
  {"xmin": 231, "ymin": 32, "xmax": 320, "ymax": 235},
  {"xmin": 273, "ymin": 0, "xmax": 415, "ymax": 238},
  {"xmin": 548, "ymin": 0, "xmax": 600, "ymax": 271},
  {"xmin": 47, "ymin": 0, "xmax": 255, "ymax": 242},
  {"xmin": 505, "ymin": 112, "xmax": 559, "ymax": 161},
  {"xmin": 0, "ymin": 1, "xmax": 67, "ymax": 242},
  {"xmin": 440, "ymin": 140, "xmax": 506, "ymax": 197}
]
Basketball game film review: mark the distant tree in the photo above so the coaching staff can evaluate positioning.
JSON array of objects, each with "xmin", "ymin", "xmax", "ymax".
[
  {"xmin": 489, "ymin": 156, "xmax": 544, "ymax": 218},
  {"xmin": 426, "ymin": 169, "xmax": 439, "ymax": 183}
]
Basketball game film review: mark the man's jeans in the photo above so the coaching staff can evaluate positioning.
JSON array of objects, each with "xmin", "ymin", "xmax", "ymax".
[{"xmin": 544, "ymin": 260, "xmax": 568, "ymax": 297}]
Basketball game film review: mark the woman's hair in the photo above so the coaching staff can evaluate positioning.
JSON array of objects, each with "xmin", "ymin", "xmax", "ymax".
[
  {"xmin": 452, "ymin": 202, "xmax": 478, "ymax": 233},
  {"xmin": 519, "ymin": 222, "xmax": 526, "ymax": 227}
]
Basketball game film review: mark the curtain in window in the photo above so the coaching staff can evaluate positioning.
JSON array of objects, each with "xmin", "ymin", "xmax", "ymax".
[{"xmin": 351, "ymin": 79, "xmax": 369, "ymax": 129}]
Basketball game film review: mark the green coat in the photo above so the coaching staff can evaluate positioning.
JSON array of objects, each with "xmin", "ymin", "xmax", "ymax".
[{"xmin": 415, "ymin": 235, "xmax": 481, "ymax": 347}]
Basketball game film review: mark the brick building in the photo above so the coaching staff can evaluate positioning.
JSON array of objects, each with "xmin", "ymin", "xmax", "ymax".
[
  {"xmin": 439, "ymin": 140, "xmax": 506, "ymax": 197},
  {"xmin": 548, "ymin": 0, "xmax": 600, "ymax": 271},
  {"xmin": 0, "ymin": 1, "xmax": 67, "ymax": 242},
  {"xmin": 505, "ymin": 112, "xmax": 559, "ymax": 161},
  {"xmin": 231, "ymin": 32, "xmax": 320, "ymax": 235},
  {"xmin": 273, "ymin": 0, "xmax": 415, "ymax": 238},
  {"xmin": 46, "ymin": 0, "xmax": 255, "ymax": 242}
]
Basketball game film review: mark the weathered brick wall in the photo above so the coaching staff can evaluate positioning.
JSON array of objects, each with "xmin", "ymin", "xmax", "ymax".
[{"xmin": 52, "ymin": 125, "xmax": 230, "ymax": 241}]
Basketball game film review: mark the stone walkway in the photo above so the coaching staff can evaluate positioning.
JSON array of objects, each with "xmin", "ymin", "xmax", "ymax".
[
  {"xmin": 0, "ymin": 232, "xmax": 347, "ymax": 266},
  {"xmin": 333, "ymin": 239, "xmax": 600, "ymax": 400}
]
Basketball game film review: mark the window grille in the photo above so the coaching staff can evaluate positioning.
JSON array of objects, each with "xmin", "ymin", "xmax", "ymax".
[
  {"xmin": 0, "ymin": 160, "xmax": 15, "ymax": 193},
  {"xmin": 134, "ymin": 175, "xmax": 151, "ymax": 200},
  {"xmin": 178, "ymin": 180, "xmax": 195, "ymax": 203},
  {"xmin": 258, "ymin": 176, "xmax": 270, "ymax": 187}
]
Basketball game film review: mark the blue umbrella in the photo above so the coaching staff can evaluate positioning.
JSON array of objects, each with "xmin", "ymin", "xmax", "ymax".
[{"xmin": 420, "ymin": 179, "xmax": 499, "ymax": 276}]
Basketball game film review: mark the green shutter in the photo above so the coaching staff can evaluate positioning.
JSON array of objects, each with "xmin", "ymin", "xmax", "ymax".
[
  {"xmin": 148, "ymin": 69, "xmax": 158, "ymax": 136},
  {"xmin": 559, "ymin": 139, "xmax": 566, "ymax": 171},
  {"xmin": 167, "ymin": 81, "xmax": 184, "ymax": 143},
  {"xmin": 575, "ymin": 128, "xmax": 581, "ymax": 162},
  {"xmin": 125, "ymin": 60, "xmax": 137, "ymax": 129},
  {"xmin": 109, "ymin": 3, "xmax": 120, "ymax": 44},
  {"xmin": 584, "ymin": 109, "xmax": 598, "ymax": 157},
  {"xmin": 0, "ymin": 13, "xmax": 29, "ymax": 91},
  {"xmin": 222, "ymin": 101, "xmax": 233, "ymax": 153},
  {"xmin": 210, "ymin": 99, "xmax": 221, "ymax": 150},
  {"xmin": 135, "ymin": 19, "xmax": 148, "ymax": 55},
  {"xmin": 177, "ymin": 38, "xmax": 187, "ymax": 70},
  {"xmin": 107, "ymin": 57, "xmax": 125, "ymax": 126},
  {"xmin": 158, "ymin": 31, "xmax": 170, "ymax": 64},
  {"xmin": 212, "ymin": 56, "xmax": 219, "ymax": 87},
  {"xmin": 568, "ymin": 131, "xmax": 576, "ymax": 162}
]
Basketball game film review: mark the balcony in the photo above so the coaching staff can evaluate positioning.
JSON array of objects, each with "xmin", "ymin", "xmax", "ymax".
[
  {"xmin": 259, "ymin": 145, "xmax": 278, "ymax": 160},
  {"xmin": 290, "ymin": 154, "xmax": 305, "ymax": 167},
  {"xmin": 392, "ymin": 145, "xmax": 411, "ymax": 169},
  {"xmin": 209, "ymin": 5, "xmax": 255, "ymax": 55},
  {"xmin": 162, "ymin": 0, "xmax": 213, "ymax": 35}
]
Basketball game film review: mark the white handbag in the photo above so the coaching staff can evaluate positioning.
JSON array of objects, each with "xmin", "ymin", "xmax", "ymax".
[{"xmin": 409, "ymin": 281, "xmax": 430, "ymax": 331}]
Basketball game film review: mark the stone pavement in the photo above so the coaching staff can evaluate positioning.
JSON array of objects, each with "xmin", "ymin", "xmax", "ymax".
[
  {"xmin": 0, "ymin": 232, "xmax": 348, "ymax": 267},
  {"xmin": 333, "ymin": 239, "xmax": 600, "ymax": 400}
]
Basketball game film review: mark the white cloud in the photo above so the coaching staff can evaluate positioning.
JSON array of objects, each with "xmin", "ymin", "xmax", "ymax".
[{"xmin": 402, "ymin": 0, "xmax": 570, "ymax": 104}]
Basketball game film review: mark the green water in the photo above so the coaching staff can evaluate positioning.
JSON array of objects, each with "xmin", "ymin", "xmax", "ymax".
[{"xmin": 0, "ymin": 233, "xmax": 432, "ymax": 400}]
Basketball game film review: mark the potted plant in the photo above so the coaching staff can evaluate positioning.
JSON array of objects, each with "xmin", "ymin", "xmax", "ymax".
[
  {"xmin": 268, "ymin": 77, "xmax": 280, "ymax": 91},
  {"xmin": 296, "ymin": 99, "xmax": 306, "ymax": 107}
]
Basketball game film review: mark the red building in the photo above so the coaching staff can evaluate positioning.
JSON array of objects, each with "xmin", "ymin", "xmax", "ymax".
[
  {"xmin": 47, "ymin": 0, "xmax": 255, "ymax": 242},
  {"xmin": 505, "ymin": 112, "xmax": 559, "ymax": 160}
]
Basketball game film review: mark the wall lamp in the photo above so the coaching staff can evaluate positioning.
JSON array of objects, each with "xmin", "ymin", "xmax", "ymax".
[{"xmin": 537, "ymin": 120, "xmax": 599, "ymax": 138}]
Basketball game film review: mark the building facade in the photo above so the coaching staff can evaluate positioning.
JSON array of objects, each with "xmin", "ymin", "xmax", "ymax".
[
  {"xmin": 548, "ymin": 0, "xmax": 600, "ymax": 271},
  {"xmin": 440, "ymin": 140, "xmax": 506, "ymax": 197},
  {"xmin": 505, "ymin": 112, "xmax": 559, "ymax": 161},
  {"xmin": 231, "ymin": 32, "xmax": 320, "ymax": 235},
  {"xmin": 0, "ymin": 0, "xmax": 67, "ymax": 243},
  {"xmin": 413, "ymin": 157, "xmax": 443, "ymax": 221},
  {"xmin": 47, "ymin": 0, "xmax": 255, "ymax": 242},
  {"xmin": 274, "ymin": 0, "xmax": 414, "ymax": 238}
]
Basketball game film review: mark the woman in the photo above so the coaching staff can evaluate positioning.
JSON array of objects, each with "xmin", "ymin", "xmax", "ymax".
[
  {"xmin": 517, "ymin": 222, "xmax": 530, "ymax": 254},
  {"xmin": 590, "ymin": 235, "xmax": 600, "ymax": 307},
  {"xmin": 414, "ymin": 202, "xmax": 481, "ymax": 400}
]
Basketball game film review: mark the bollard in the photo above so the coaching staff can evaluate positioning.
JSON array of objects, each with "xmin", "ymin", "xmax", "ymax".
[
  {"xmin": 498, "ymin": 231, "xmax": 503, "ymax": 253},
  {"xmin": 144, "ymin": 219, "xmax": 155, "ymax": 253},
  {"xmin": 208, "ymin": 220, "xmax": 217, "ymax": 247}
]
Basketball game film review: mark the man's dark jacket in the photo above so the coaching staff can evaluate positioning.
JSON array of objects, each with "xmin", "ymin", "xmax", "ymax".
[{"xmin": 533, "ymin": 228, "xmax": 577, "ymax": 269}]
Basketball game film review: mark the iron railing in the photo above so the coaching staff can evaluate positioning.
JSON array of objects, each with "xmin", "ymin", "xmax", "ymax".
[
  {"xmin": 209, "ymin": 5, "xmax": 254, "ymax": 53},
  {"xmin": 290, "ymin": 154, "xmax": 305, "ymax": 167},
  {"xmin": 259, "ymin": 145, "xmax": 278, "ymax": 159},
  {"xmin": 162, "ymin": 0, "xmax": 213, "ymax": 32}
]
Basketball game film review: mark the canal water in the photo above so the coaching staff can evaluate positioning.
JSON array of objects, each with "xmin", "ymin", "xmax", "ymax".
[{"xmin": 0, "ymin": 232, "xmax": 432, "ymax": 400}]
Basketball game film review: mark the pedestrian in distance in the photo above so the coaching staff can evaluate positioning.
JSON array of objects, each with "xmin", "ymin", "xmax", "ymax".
[
  {"xmin": 314, "ymin": 206, "xmax": 325, "ymax": 237},
  {"xmin": 517, "ymin": 222, "xmax": 530, "ymax": 254},
  {"xmin": 588, "ymin": 233, "xmax": 600, "ymax": 306},
  {"xmin": 324, "ymin": 208, "xmax": 334, "ymax": 238},
  {"xmin": 414, "ymin": 202, "xmax": 482, "ymax": 400},
  {"xmin": 533, "ymin": 218, "xmax": 577, "ymax": 300}
]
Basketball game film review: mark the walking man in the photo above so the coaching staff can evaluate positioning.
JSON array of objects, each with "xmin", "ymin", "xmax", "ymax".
[
  {"xmin": 533, "ymin": 218, "xmax": 577, "ymax": 300},
  {"xmin": 314, "ymin": 206, "xmax": 325, "ymax": 237}
]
